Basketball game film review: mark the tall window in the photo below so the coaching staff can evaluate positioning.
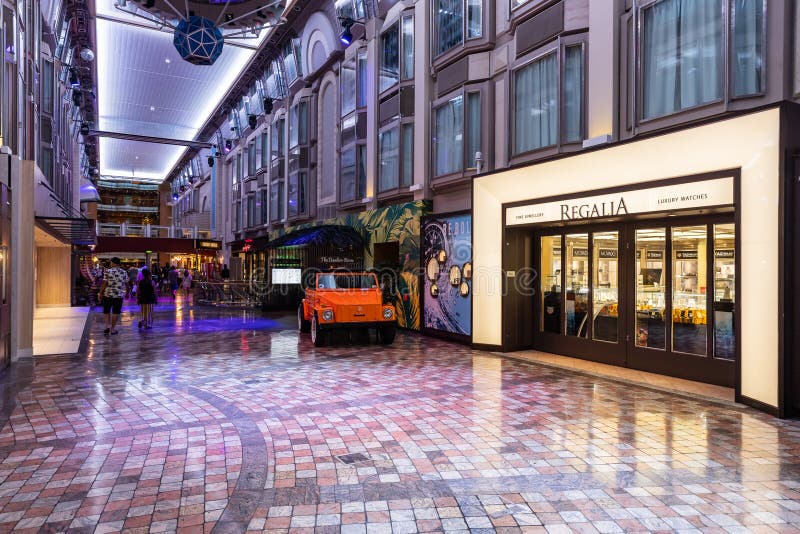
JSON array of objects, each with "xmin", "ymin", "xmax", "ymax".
[
  {"xmin": 340, "ymin": 146, "xmax": 366, "ymax": 203},
  {"xmin": 283, "ymin": 39, "xmax": 300, "ymax": 83},
  {"xmin": 380, "ymin": 15, "xmax": 414, "ymax": 93},
  {"xmin": 270, "ymin": 180, "xmax": 284, "ymax": 222},
  {"xmin": 261, "ymin": 188, "xmax": 268, "ymax": 224},
  {"xmin": 435, "ymin": 0, "xmax": 482, "ymax": 57},
  {"xmin": 514, "ymin": 44, "xmax": 584, "ymax": 155},
  {"xmin": 288, "ymin": 171, "xmax": 306, "ymax": 217},
  {"xmin": 380, "ymin": 25, "xmax": 399, "ymax": 92},
  {"xmin": 341, "ymin": 58, "xmax": 357, "ymax": 117},
  {"xmin": 247, "ymin": 194, "xmax": 255, "ymax": 227},
  {"xmin": 378, "ymin": 128, "xmax": 399, "ymax": 192},
  {"xmin": 289, "ymin": 101, "xmax": 307, "ymax": 148},
  {"xmin": 433, "ymin": 92, "xmax": 480, "ymax": 177},
  {"xmin": 641, "ymin": 0, "xmax": 722, "ymax": 119},
  {"xmin": 434, "ymin": 96, "xmax": 463, "ymax": 176},
  {"xmin": 41, "ymin": 60, "xmax": 54, "ymax": 114},
  {"xmin": 271, "ymin": 118, "xmax": 285, "ymax": 160},
  {"xmin": 731, "ymin": 0, "xmax": 764, "ymax": 97},
  {"xmin": 260, "ymin": 132, "xmax": 268, "ymax": 168},
  {"xmin": 378, "ymin": 124, "xmax": 414, "ymax": 193},
  {"xmin": 247, "ymin": 141, "xmax": 256, "ymax": 176}
]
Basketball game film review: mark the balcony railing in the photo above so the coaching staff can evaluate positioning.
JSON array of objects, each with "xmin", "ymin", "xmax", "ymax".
[
  {"xmin": 96, "ymin": 204, "xmax": 159, "ymax": 213},
  {"xmin": 97, "ymin": 222, "xmax": 212, "ymax": 239}
]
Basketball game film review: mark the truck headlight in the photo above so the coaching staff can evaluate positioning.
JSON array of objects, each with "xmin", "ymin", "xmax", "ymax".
[
  {"xmin": 383, "ymin": 308, "xmax": 394, "ymax": 319},
  {"xmin": 322, "ymin": 309, "xmax": 334, "ymax": 321}
]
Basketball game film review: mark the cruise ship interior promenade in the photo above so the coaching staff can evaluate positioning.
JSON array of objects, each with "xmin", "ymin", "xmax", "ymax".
[{"xmin": 0, "ymin": 300, "xmax": 798, "ymax": 534}]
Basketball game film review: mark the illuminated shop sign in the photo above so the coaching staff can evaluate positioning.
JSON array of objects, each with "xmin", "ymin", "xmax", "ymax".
[
  {"xmin": 195, "ymin": 240, "xmax": 222, "ymax": 250},
  {"xmin": 506, "ymin": 177, "xmax": 734, "ymax": 226},
  {"xmin": 715, "ymin": 249, "xmax": 734, "ymax": 259}
]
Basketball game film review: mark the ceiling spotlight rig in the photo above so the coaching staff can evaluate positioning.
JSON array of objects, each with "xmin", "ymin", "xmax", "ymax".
[{"xmin": 113, "ymin": 0, "xmax": 287, "ymax": 65}]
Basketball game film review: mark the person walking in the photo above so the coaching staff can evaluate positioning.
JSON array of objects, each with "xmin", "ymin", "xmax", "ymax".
[
  {"xmin": 181, "ymin": 268, "xmax": 193, "ymax": 298},
  {"xmin": 168, "ymin": 266, "xmax": 179, "ymax": 298},
  {"xmin": 137, "ymin": 268, "xmax": 157, "ymax": 329},
  {"xmin": 221, "ymin": 264, "xmax": 230, "ymax": 280},
  {"xmin": 98, "ymin": 257, "xmax": 127, "ymax": 335}
]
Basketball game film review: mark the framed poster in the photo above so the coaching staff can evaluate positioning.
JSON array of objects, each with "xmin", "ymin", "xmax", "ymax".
[{"xmin": 422, "ymin": 212, "xmax": 472, "ymax": 341}]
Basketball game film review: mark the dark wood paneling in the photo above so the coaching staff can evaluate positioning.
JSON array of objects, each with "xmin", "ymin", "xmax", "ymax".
[
  {"xmin": 380, "ymin": 93, "xmax": 400, "ymax": 124},
  {"xmin": 502, "ymin": 229, "xmax": 535, "ymax": 351},
  {"xmin": 516, "ymin": 1, "xmax": 564, "ymax": 58},
  {"xmin": 437, "ymin": 57, "xmax": 469, "ymax": 97},
  {"xmin": 399, "ymin": 86, "xmax": 415, "ymax": 117}
]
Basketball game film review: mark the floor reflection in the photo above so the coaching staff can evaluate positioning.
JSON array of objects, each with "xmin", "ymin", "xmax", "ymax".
[{"xmin": 0, "ymin": 300, "xmax": 796, "ymax": 532}]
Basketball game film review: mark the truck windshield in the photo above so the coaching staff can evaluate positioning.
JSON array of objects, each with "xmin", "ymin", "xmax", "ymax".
[{"xmin": 317, "ymin": 274, "xmax": 377, "ymax": 289}]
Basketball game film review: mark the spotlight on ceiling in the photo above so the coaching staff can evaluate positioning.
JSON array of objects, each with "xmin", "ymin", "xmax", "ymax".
[
  {"xmin": 80, "ymin": 122, "xmax": 90, "ymax": 136},
  {"xmin": 69, "ymin": 68, "xmax": 80, "ymax": 87},
  {"xmin": 248, "ymin": 114, "xmax": 258, "ymax": 130},
  {"xmin": 172, "ymin": 193, "xmax": 179, "ymax": 201},
  {"xmin": 79, "ymin": 48, "xmax": 94, "ymax": 62},
  {"xmin": 207, "ymin": 156, "xmax": 214, "ymax": 168},
  {"xmin": 339, "ymin": 18, "xmax": 354, "ymax": 46},
  {"xmin": 263, "ymin": 97, "xmax": 273, "ymax": 115},
  {"xmin": 224, "ymin": 140, "xmax": 232, "ymax": 153}
]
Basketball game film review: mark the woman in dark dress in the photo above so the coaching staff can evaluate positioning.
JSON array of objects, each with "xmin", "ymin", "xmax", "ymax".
[{"xmin": 137, "ymin": 268, "xmax": 157, "ymax": 329}]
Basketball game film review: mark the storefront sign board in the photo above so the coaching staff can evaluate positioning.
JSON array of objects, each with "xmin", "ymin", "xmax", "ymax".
[{"xmin": 506, "ymin": 177, "xmax": 734, "ymax": 226}]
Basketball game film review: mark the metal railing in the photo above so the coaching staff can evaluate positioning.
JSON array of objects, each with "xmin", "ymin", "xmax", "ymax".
[
  {"xmin": 96, "ymin": 222, "xmax": 212, "ymax": 239},
  {"xmin": 196, "ymin": 281, "xmax": 264, "ymax": 306}
]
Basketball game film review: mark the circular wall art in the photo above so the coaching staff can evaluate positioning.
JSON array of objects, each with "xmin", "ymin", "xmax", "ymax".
[
  {"xmin": 448, "ymin": 265, "xmax": 462, "ymax": 286},
  {"xmin": 462, "ymin": 262, "xmax": 472, "ymax": 280},
  {"xmin": 426, "ymin": 257, "xmax": 440, "ymax": 281},
  {"xmin": 436, "ymin": 249, "xmax": 447, "ymax": 264},
  {"xmin": 459, "ymin": 281, "xmax": 470, "ymax": 297},
  {"xmin": 430, "ymin": 283, "xmax": 439, "ymax": 297}
]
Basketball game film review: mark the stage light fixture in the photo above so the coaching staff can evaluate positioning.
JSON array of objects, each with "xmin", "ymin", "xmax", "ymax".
[
  {"xmin": 224, "ymin": 140, "xmax": 233, "ymax": 153},
  {"xmin": 263, "ymin": 97, "xmax": 273, "ymax": 114},
  {"xmin": 80, "ymin": 122, "xmax": 90, "ymax": 136},
  {"xmin": 340, "ymin": 20, "xmax": 354, "ymax": 46},
  {"xmin": 248, "ymin": 114, "xmax": 258, "ymax": 130},
  {"xmin": 69, "ymin": 68, "xmax": 80, "ymax": 87},
  {"xmin": 72, "ymin": 90, "xmax": 82, "ymax": 107}
]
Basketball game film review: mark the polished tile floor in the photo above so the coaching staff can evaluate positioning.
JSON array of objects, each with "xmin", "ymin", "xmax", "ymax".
[
  {"xmin": 1, "ymin": 300, "xmax": 799, "ymax": 533},
  {"xmin": 33, "ymin": 306, "xmax": 90, "ymax": 356}
]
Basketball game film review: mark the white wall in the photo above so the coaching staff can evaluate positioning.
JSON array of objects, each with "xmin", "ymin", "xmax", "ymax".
[{"xmin": 473, "ymin": 108, "xmax": 782, "ymax": 408}]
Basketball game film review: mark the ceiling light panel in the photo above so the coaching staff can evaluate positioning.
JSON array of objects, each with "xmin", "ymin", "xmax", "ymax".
[{"xmin": 95, "ymin": 3, "xmax": 257, "ymax": 181}]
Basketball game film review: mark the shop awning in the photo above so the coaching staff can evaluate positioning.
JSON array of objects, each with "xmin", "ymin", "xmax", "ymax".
[
  {"xmin": 35, "ymin": 217, "xmax": 97, "ymax": 246},
  {"xmin": 267, "ymin": 225, "xmax": 364, "ymax": 249}
]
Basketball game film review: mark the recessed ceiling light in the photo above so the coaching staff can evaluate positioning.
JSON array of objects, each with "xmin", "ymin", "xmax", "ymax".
[
  {"xmin": 150, "ymin": 106, "xmax": 156, "ymax": 111},
  {"xmin": 165, "ymin": 58, "xmax": 171, "ymax": 64}
]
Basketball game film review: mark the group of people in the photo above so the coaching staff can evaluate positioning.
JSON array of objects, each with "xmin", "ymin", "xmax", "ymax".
[{"xmin": 97, "ymin": 257, "xmax": 195, "ymax": 335}]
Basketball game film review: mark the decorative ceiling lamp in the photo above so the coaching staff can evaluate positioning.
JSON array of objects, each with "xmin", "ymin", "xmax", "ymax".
[
  {"xmin": 173, "ymin": 17, "xmax": 224, "ymax": 65},
  {"xmin": 114, "ymin": 0, "xmax": 285, "ymax": 66}
]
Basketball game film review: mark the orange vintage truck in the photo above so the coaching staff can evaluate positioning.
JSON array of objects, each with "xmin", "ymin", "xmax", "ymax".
[{"xmin": 298, "ymin": 272, "xmax": 397, "ymax": 346}]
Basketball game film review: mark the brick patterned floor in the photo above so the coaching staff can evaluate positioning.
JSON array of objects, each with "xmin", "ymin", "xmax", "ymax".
[{"xmin": 0, "ymin": 300, "xmax": 799, "ymax": 533}]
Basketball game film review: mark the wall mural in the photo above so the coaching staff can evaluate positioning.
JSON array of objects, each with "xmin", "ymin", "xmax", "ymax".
[
  {"xmin": 422, "ymin": 213, "xmax": 472, "ymax": 337},
  {"xmin": 269, "ymin": 200, "xmax": 430, "ymax": 330}
]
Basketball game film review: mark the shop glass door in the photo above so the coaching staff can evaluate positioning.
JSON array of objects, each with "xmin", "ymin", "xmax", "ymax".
[
  {"xmin": 628, "ymin": 219, "xmax": 735, "ymax": 387},
  {"xmin": 539, "ymin": 235, "xmax": 562, "ymax": 334},
  {"xmin": 535, "ymin": 227, "xmax": 625, "ymax": 364}
]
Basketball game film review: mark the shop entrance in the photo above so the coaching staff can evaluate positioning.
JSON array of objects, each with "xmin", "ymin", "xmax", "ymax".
[{"xmin": 530, "ymin": 216, "xmax": 736, "ymax": 387}]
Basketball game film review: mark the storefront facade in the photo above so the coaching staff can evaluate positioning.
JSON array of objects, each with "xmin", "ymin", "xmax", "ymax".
[{"xmin": 472, "ymin": 107, "xmax": 800, "ymax": 417}]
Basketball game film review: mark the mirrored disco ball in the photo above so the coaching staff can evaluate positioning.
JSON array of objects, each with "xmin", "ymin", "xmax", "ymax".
[{"xmin": 173, "ymin": 16, "xmax": 224, "ymax": 66}]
